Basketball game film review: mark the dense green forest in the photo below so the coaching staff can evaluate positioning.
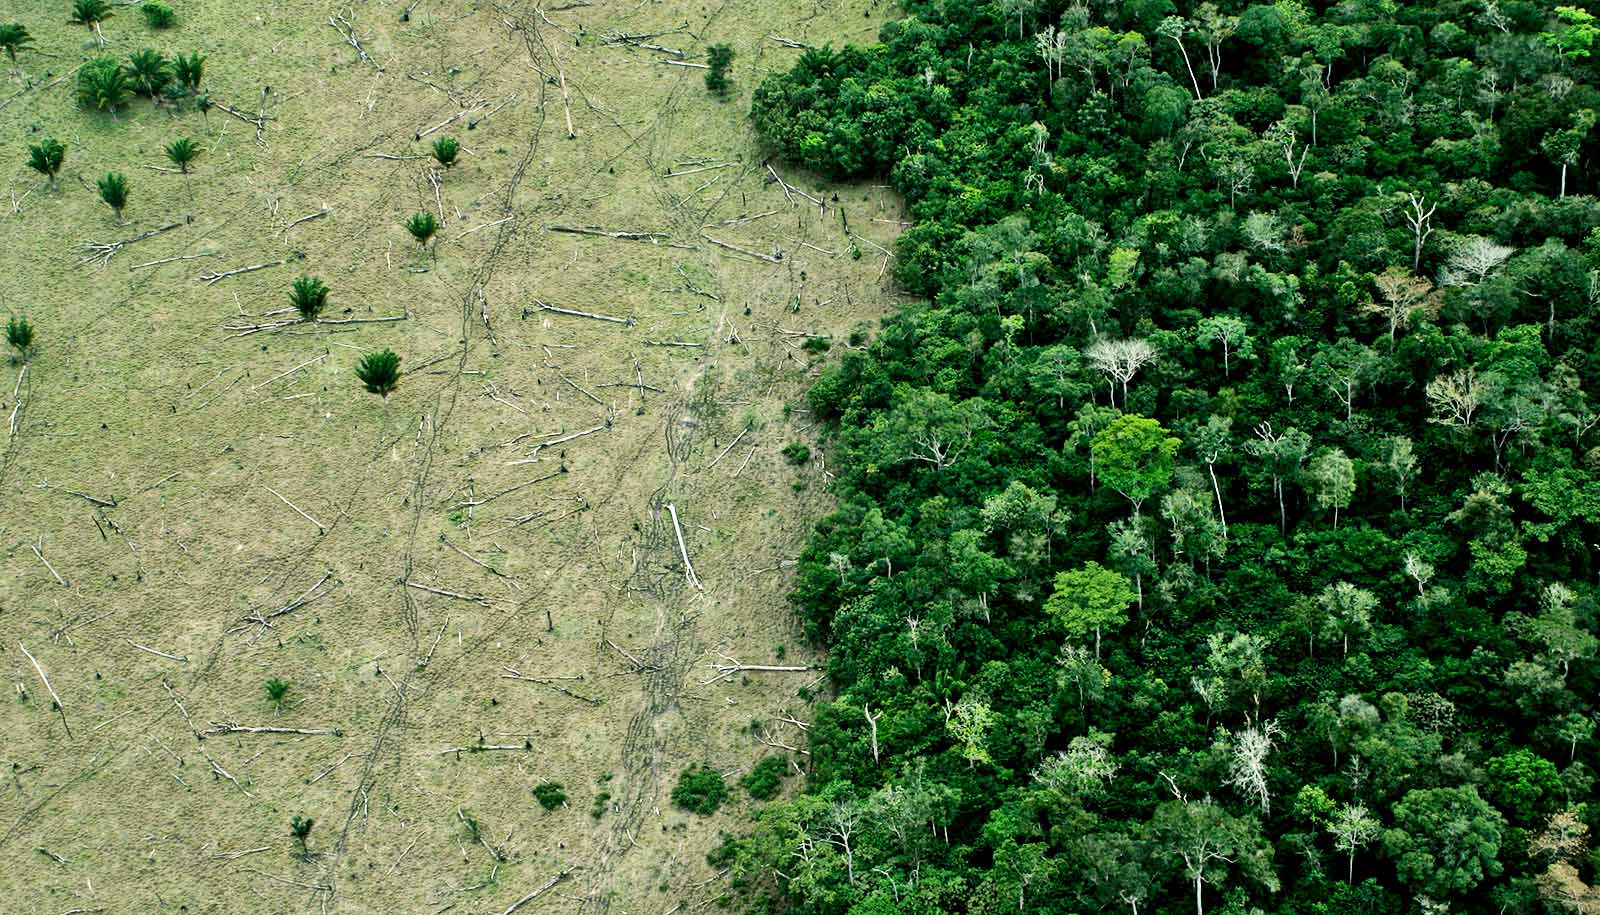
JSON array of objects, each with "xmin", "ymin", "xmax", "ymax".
[{"xmin": 728, "ymin": 0, "xmax": 1600, "ymax": 913}]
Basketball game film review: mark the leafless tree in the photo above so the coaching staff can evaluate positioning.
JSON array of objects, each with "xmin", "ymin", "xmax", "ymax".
[
  {"xmin": 1402, "ymin": 191, "xmax": 1437, "ymax": 272},
  {"xmin": 1328, "ymin": 802, "xmax": 1382, "ymax": 884},
  {"xmin": 1439, "ymin": 236, "xmax": 1514, "ymax": 287},
  {"xmin": 1223, "ymin": 720, "xmax": 1281, "ymax": 812},
  {"xmin": 1265, "ymin": 120, "xmax": 1309, "ymax": 188},
  {"xmin": 1365, "ymin": 268, "xmax": 1441, "ymax": 340},
  {"xmin": 1087, "ymin": 337, "xmax": 1156, "ymax": 407}
]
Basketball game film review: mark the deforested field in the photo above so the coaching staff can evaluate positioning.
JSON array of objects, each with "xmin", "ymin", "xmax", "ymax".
[{"xmin": 0, "ymin": 1, "xmax": 902, "ymax": 911}]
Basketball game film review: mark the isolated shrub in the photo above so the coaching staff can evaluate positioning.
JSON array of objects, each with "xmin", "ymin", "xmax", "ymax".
[
  {"xmin": 355, "ymin": 349, "xmax": 401, "ymax": 398},
  {"xmin": 431, "ymin": 136, "xmax": 459, "ymax": 168},
  {"xmin": 289, "ymin": 815, "xmax": 314, "ymax": 856},
  {"xmin": 671, "ymin": 765, "xmax": 727, "ymax": 816},
  {"xmin": 740, "ymin": 756, "xmax": 789, "ymax": 801},
  {"xmin": 6, "ymin": 316, "xmax": 34, "ymax": 360},
  {"xmin": 265, "ymin": 677, "xmax": 290, "ymax": 710},
  {"xmin": 781, "ymin": 442, "xmax": 810, "ymax": 465},
  {"xmin": 405, "ymin": 211, "xmax": 438, "ymax": 249},
  {"xmin": 97, "ymin": 172, "xmax": 128, "ymax": 220},
  {"xmin": 532, "ymin": 782, "xmax": 567, "ymax": 810},
  {"xmin": 77, "ymin": 57, "xmax": 130, "ymax": 111},
  {"xmin": 801, "ymin": 335, "xmax": 831, "ymax": 354},
  {"xmin": 140, "ymin": 1, "xmax": 175, "ymax": 29},
  {"xmin": 705, "ymin": 43, "xmax": 734, "ymax": 97},
  {"xmin": 289, "ymin": 275, "xmax": 329, "ymax": 321},
  {"xmin": 172, "ymin": 51, "xmax": 204, "ymax": 91},
  {"xmin": 0, "ymin": 24, "xmax": 34, "ymax": 64},
  {"xmin": 125, "ymin": 48, "xmax": 170, "ymax": 97},
  {"xmin": 25, "ymin": 138, "xmax": 65, "ymax": 189},
  {"xmin": 164, "ymin": 137, "xmax": 200, "ymax": 173}
]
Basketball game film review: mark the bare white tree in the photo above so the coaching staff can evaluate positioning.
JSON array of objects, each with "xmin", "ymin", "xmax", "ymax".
[
  {"xmin": 1439, "ymin": 236, "xmax": 1515, "ymax": 287},
  {"xmin": 1402, "ymin": 192, "xmax": 1437, "ymax": 272},
  {"xmin": 1086, "ymin": 337, "xmax": 1156, "ymax": 407},
  {"xmin": 1223, "ymin": 720, "xmax": 1281, "ymax": 812},
  {"xmin": 826, "ymin": 802, "xmax": 860, "ymax": 885},
  {"xmin": 1366, "ymin": 268, "xmax": 1441, "ymax": 340},
  {"xmin": 1033, "ymin": 730, "xmax": 1119, "ymax": 795},
  {"xmin": 1265, "ymin": 120, "xmax": 1310, "ymax": 188}
]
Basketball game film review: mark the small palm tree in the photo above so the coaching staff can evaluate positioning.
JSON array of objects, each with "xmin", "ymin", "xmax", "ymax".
[
  {"xmin": 97, "ymin": 172, "xmax": 129, "ymax": 222},
  {"xmin": 165, "ymin": 137, "xmax": 200, "ymax": 173},
  {"xmin": 125, "ymin": 48, "xmax": 171, "ymax": 97},
  {"xmin": 0, "ymin": 24, "xmax": 34, "ymax": 71},
  {"xmin": 5, "ymin": 316, "xmax": 34, "ymax": 361},
  {"xmin": 265, "ymin": 677, "xmax": 291, "ymax": 710},
  {"xmin": 70, "ymin": 0, "xmax": 113, "ymax": 48},
  {"xmin": 355, "ymin": 349, "xmax": 401, "ymax": 399},
  {"xmin": 172, "ymin": 51, "xmax": 204, "ymax": 91},
  {"xmin": 431, "ymin": 136, "xmax": 460, "ymax": 168},
  {"xmin": 289, "ymin": 276, "xmax": 329, "ymax": 321},
  {"xmin": 404, "ymin": 211, "xmax": 438, "ymax": 254},
  {"xmin": 26, "ymin": 139, "xmax": 65, "ymax": 190},
  {"xmin": 289, "ymin": 815, "xmax": 314, "ymax": 857},
  {"xmin": 194, "ymin": 92, "xmax": 212, "ymax": 121},
  {"xmin": 77, "ymin": 57, "xmax": 131, "ymax": 112}
]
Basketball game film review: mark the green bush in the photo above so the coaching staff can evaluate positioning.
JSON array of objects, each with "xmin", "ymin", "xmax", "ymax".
[
  {"xmin": 76, "ymin": 58, "xmax": 130, "ymax": 111},
  {"xmin": 704, "ymin": 43, "xmax": 734, "ymax": 97},
  {"xmin": 289, "ymin": 275, "xmax": 329, "ymax": 321},
  {"xmin": 739, "ymin": 756, "xmax": 788, "ymax": 801},
  {"xmin": 97, "ymin": 172, "xmax": 128, "ymax": 220},
  {"xmin": 25, "ymin": 138, "xmax": 65, "ymax": 188},
  {"xmin": 0, "ymin": 24, "xmax": 34, "ymax": 64},
  {"xmin": 405, "ymin": 211, "xmax": 439, "ymax": 249},
  {"xmin": 5, "ymin": 315, "xmax": 34, "ymax": 359},
  {"xmin": 671, "ymin": 765, "xmax": 727, "ymax": 816},
  {"xmin": 781, "ymin": 443, "xmax": 810, "ymax": 465},
  {"xmin": 125, "ymin": 48, "xmax": 170, "ymax": 97},
  {"xmin": 165, "ymin": 137, "xmax": 201, "ymax": 173},
  {"xmin": 140, "ymin": 1, "xmax": 176, "ymax": 28},
  {"xmin": 532, "ymin": 782, "xmax": 567, "ymax": 810},
  {"xmin": 355, "ymin": 349, "xmax": 402, "ymax": 398},
  {"xmin": 431, "ymin": 136, "xmax": 460, "ymax": 168},
  {"xmin": 172, "ymin": 51, "xmax": 204, "ymax": 91}
]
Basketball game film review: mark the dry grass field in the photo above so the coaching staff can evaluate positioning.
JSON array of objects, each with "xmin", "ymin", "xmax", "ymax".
[{"xmin": 0, "ymin": 0, "xmax": 903, "ymax": 911}]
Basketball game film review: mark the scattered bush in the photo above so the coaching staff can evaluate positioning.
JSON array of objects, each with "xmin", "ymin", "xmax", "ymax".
[
  {"xmin": 288, "ymin": 275, "xmax": 329, "ymax": 322},
  {"xmin": 781, "ymin": 442, "xmax": 810, "ymax": 465},
  {"xmin": 740, "ymin": 756, "xmax": 789, "ymax": 801},
  {"xmin": 97, "ymin": 172, "xmax": 128, "ymax": 221},
  {"xmin": 25, "ymin": 138, "xmax": 65, "ymax": 189},
  {"xmin": 801, "ymin": 335, "xmax": 831, "ymax": 354},
  {"xmin": 705, "ymin": 43, "xmax": 734, "ymax": 97},
  {"xmin": 431, "ymin": 136, "xmax": 459, "ymax": 168},
  {"xmin": 125, "ymin": 48, "xmax": 170, "ymax": 97},
  {"xmin": 589, "ymin": 790, "xmax": 611, "ymax": 820},
  {"xmin": 355, "ymin": 349, "xmax": 402, "ymax": 398},
  {"xmin": 6, "ymin": 316, "xmax": 34, "ymax": 360},
  {"xmin": 265, "ymin": 677, "xmax": 290, "ymax": 710},
  {"xmin": 0, "ymin": 24, "xmax": 34, "ymax": 65},
  {"xmin": 172, "ymin": 51, "xmax": 204, "ymax": 91},
  {"xmin": 532, "ymin": 782, "xmax": 567, "ymax": 810},
  {"xmin": 165, "ymin": 137, "xmax": 200, "ymax": 173},
  {"xmin": 77, "ymin": 58, "xmax": 130, "ymax": 111},
  {"xmin": 70, "ymin": 0, "xmax": 113, "ymax": 45},
  {"xmin": 404, "ymin": 211, "xmax": 439, "ymax": 250},
  {"xmin": 140, "ymin": 1, "xmax": 176, "ymax": 29},
  {"xmin": 289, "ymin": 815, "xmax": 314, "ymax": 856},
  {"xmin": 671, "ymin": 765, "xmax": 727, "ymax": 816}
]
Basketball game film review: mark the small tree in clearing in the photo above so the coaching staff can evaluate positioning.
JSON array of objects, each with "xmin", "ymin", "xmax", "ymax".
[
  {"xmin": 6, "ymin": 316, "xmax": 35, "ymax": 361},
  {"xmin": 289, "ymin": 276, "xmax": 330, "ymax": 322},
  {"xmin": 705, "ymin": 44, "xmax": 735, "ymax": 97},
  {"xmin": 431, "ymin": 136, "xmax": 459, "ymax": 168},
  {"xmin": 26, "ymin": 138, "xmax": 65, "ymax": 190},
  {"xmin": 405, "ymin": 211, "xmax": 438, "ymax": 255},
  {"xmin": 289, "ymin": 815, "xmax": 314, "ymax": 857},
  {"xmin": 165, "ymin": 137, "xmax": 200, "ymax": 173},
  {"xmin": 0, "ymin": 24, "xmax": 34, "ymax": 72},
  {"xmin": 70, "ymin": 0, "xmax": 114, "ymax": 48},
  {"xmin": 125, "ymin": 48, "xmax": 171, "ymax": 97},
  {"xmin": 355, "ymin": 350, "xmax": 401, "ymax": 398},
  {"xmin": 97, "ymin": 172, "xmax": 129, "ymax": 222},
  {"xmin": 77, "ymin": 57, "xmax": 131, "ymax": 112},
  {"xmin": 172, "ymin": 51, "xmax": 205, "ymax": 92},
  {"xmin": 265, "ymin": 677, "xmax": 291, "ymax": 711}
]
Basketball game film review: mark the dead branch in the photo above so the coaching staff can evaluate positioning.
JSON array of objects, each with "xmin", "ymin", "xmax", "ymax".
[
  {"xmin": 126, "ymin": 639, "xmax": 187, "ymax": 663},
  {"xmin": 500, "ymin": 668, "xmax": 601, "ymax": 704},
  {"xmin": 767, "ymin": 35, "xmax": 812, "ymax": 49},
  {"xmin": 493, "ymin": 865, "xmax": 578, "ymax": 915},
  {"xmin": 544, "ymin": 224, "xmax": 669, "ymax": 244},
  {"xmin": 416, "ymin": 99, "xmax": 492, "ymax": 140},
  {"xmin": 200, "ymin": 259, "xmax": 285, "ymax": 286},
  {"xmin": 129, "ymin": 252, "xmax": 216, "ymax": 271},
  {"xmin": 659, "ymin": 59, "xmax": 709, "ymax": 70},
  {"xmin": 29, "ymin": 538, "xmax": 67, "ymax": 587},
  {"xmin": 77, "ymin": 219, "xmax": 187, "ymax": 268},
  {"xmin": 327, "ymin": 13, "xmax": 375, "ymax": 66},
  {"xmin": 404, "ymin": 580, "xmax": 492, "ymax": 605},
  {"xmin": 198, "ymin": 722, "xmax": 343, "ymax": 740},
  {"xmin": 280, "ymin": 207, "xmax": 332, "ymax": 236},
  {"xmin": 667, "ymin": 503, "xmax": 702, "ymax": 589},
  {"xmin": 19, "ymin": 642, "xmax": 69, "ymax": 736},
  {"xmin": 702, "ymin": 233, "xmax": 783, "ymax": 263},
  {"xmin": 264, "ymin": 485, "xmax": 327, "ymax": 534},
  {"xmin": 704, "ymin": 652, "xmax": 813, "ymax": 685},
  {"xmin": 532, "ymin": 299, "xmax": 635, "ymax": 326}
]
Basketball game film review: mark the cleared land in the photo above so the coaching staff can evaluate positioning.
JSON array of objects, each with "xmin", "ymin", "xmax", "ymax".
[{"xmin": 0, "ymin": 0, "xmax": 902, "ymax": 911}]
